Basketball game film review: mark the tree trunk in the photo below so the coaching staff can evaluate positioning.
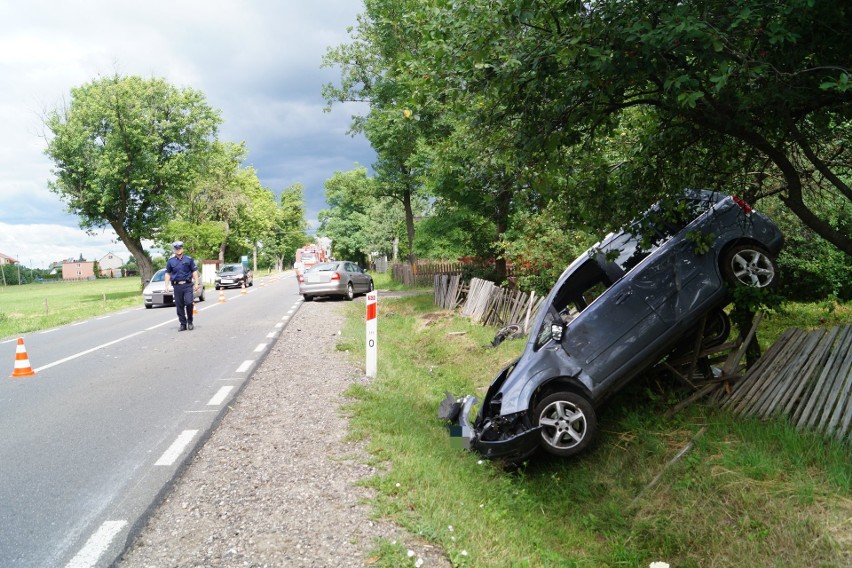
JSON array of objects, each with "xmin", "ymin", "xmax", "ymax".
[
  {"xmin": 403, "ymin": 187, "xmax": 416, "ymax": 267},
  {"xmin": 218, "ymin": 220, "xmax": 230, "ymax": 264},
  {"xmin": 112, "ymin": 223, "xmax": 154, "ymax": 287}
]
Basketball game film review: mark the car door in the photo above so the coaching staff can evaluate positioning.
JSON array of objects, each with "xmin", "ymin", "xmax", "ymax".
[
  {"xmin": 345, "ymin": 262, "xmax": 368, "ymax": 292},
  {"xmin": 548, "ymin": 256, "xmax": 658, "ymax": 392}
]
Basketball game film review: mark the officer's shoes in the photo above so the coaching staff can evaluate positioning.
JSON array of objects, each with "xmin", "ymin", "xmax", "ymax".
[
  {"xmin": 179, "ymin": 325, "xmax": 187, "ymax": 332},
  {"xmin": 188, "ymin": 322, "xmax": 194, "ymax": 331}
]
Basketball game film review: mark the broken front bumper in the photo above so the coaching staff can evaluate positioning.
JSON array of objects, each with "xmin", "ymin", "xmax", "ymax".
[{"xmin": 439, "ymin": 393, "xmax": 542, "ymax": 461}]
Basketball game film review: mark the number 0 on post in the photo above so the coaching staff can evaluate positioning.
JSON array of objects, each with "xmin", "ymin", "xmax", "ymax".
[{"xmin": 366, "ymin": 291, "xmax": 378, "ymax": 377}]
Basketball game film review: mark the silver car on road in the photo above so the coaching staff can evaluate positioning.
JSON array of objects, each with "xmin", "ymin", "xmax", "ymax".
[
  {"xmin": 143, "ymin": 268, "xmax": 205, "ymax": 309},
  {"xmin": 299, "ymin": 261, "xmax": 374, "ymax": 301}
]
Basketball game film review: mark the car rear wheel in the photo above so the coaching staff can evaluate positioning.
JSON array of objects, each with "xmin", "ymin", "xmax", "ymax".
[
  {"xmin": 721, "ymin": 244, "xmax": 777, "ymax": 288},
  {"xmin": 533, "ymin": 392, "xmax": 597, "ymax": 457},
  {"xmin": 303, "ymin": 294, "xmax": 313, "ymax": 302},
  {"xmin": 344, "ymin": 283, "xmax": 354, "ymax": 301},
  {"xmin": 199, "ymin": 288, "xmax": 205, "ymax": 302}
]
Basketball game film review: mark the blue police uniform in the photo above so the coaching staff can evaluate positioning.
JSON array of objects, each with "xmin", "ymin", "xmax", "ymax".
[{"xmin": 165, "ymin": 245, "xmax": 198, "ymax": 330}]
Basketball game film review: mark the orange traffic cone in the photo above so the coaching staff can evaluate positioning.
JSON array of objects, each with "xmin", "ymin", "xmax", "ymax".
[
  {"xmin": 10, "ymin": 337, "xmax": 35, "ymax": 378},
  {"xmin": 218, "ymin": 290, "xmax": 226, "ymax": 303},
  {"xmin": 193, "ymin": 302, "xmax": 199, "ymax": 315},
  {"xmin": 241, "ymin": 282, "xmax": 247, "ymax": 295}
]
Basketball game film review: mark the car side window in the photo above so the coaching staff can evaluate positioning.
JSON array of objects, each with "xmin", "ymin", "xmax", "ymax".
[{"xmin": 534, "ymin": 259, "xmax": 612, "ymax": 350}]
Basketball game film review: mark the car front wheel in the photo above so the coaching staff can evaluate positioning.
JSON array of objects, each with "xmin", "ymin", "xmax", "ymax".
[
  {"xmin": 533, "ymin": 392, "xmax": 597, "ymax": 457},
  {"xmin": 721, "ymin": 244, "xmax": 777, "ymax": 288}
]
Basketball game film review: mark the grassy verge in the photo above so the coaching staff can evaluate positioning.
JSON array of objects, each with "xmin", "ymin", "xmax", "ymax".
[
  {"xmin": 0, "ymin": 278, "xmax": 145, "ymax": 340},
  {"xmin": 338, "ymin": 294, "xmax": 851, "ymax": 567}
]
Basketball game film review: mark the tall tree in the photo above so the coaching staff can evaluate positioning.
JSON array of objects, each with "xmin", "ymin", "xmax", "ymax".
[
  {"xmin": 260, "ymin": 183, "xmax": 309, "ymax": 271},
  {"xmin": 318, "ymin": 168, "xmax": 374, "ymax": 264},
  {"xmin": 410, "ymin": 0, "xmax": 852, "ymax": 253},
  {"xmin": 323, "ymin": 0, "xmax": 433, "ymax": 267},
  {"xmin": 44, "ymin": 74, "xmax": 221, "ymax": 284}
]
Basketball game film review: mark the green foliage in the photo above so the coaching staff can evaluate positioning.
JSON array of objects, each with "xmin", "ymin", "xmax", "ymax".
[
  {"xmin": 260, "ymin": 183, "xmax": 309, "ymax": 269},
  {"xmin": 318, "ymin": 167, "xmax": 374, "ymax": 263},
  {"xmin": 501, "ymin": 204, "xmax": 596, "ymax": 294},
  {"xmin": 327, "ymin": 0, "xmax": 852, "ymax": 279}
]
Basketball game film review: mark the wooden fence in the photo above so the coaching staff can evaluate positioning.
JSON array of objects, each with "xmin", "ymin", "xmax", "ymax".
[
  {"xmin": 434, "ymin": 275, "xmax": 544, "ymax": 334},
  {"xmin": 394, "ymin": 261, "xmax": 463, "ymax": 287},
  {"xmin": 721, "ymin": 324, "xmax": 852, "ymax": 443}
]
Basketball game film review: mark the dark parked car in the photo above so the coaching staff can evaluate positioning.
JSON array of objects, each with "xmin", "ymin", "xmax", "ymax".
[
  {"xmin": 440, "ymin": 190, "xmax": 783, "ymax": 461},
  {"xmin": 215, "ymin": 263, "xmax": 252, "ymax": 290},
  {"xmin": 142, "ymin": 269, "xmax": 205, "ymax": 308},
  {"xmin": 299, "ymin": 261, "xmax": 374, "ymax": 301}
]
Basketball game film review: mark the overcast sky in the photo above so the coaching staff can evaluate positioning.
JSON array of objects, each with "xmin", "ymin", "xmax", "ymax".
[{"xmin": 0, "ymin": 0, "xmax": 374, "ymax": 269}]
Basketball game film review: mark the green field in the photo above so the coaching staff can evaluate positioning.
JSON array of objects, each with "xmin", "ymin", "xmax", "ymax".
[{"xmin": 0, "ymin": 278, "xmax": 146, "ymax": 340}]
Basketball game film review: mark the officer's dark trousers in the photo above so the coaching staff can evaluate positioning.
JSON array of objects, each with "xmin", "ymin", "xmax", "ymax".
[{"xmin": 174, "ymin": 283, "xmax": 194, "ymax": 326}]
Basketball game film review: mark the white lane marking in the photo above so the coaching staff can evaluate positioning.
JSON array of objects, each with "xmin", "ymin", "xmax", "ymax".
[
  {"xmin": 275, "ymin": 322, "xmax": 284, "ymax": 328},
  {"xmin": 155, "ymin": 430, "xmax": 198, "ymax": 466},
  {"xmin": 71, "ymin": 321, "xmax": 88, "ymax": 326},
  {"xmin": 207, "ymin": 385, "xmax": 234, "ymax": 406},
  {"xmin": 266, "ymin": 332, "xmax": 277, "ymax": 338},
  {"xmin": 34, "ymin": 331, "xmax": 145, "ymax": 373},
  {"xmin": 65, "ymin": 519, "xmax": 127, "ymax": 568},
  {"xmin": 254, "ymin": 343, "xmax": 267, "ymax": 353},
  {"xmin": 145, "ymin": 314, "xmax": 191, "ymax": 330},
  {"xmin": 96, "ymin": 316, "xmax": 110, "ymax": 321},
  {"xmin": 236, "ymin": 360, "xmax": 253, "ymax": 373},
  {"xmin": 40, "ymin": 328, "xmax": 60, "ymax": 334}
]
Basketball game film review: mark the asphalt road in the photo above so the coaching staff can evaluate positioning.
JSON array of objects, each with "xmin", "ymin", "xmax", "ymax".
[{"xmin": 0, "ymin": 272, "xmax": 302, "ymax": 567}]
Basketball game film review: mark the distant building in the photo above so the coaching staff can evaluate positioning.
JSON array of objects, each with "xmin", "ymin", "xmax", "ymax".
[
  {"xmin": 62, "ymin": 259, "xmax": 95, "ymax": 280},
  {"xmin": 99, "ymin": 252, "xmax": 124, "ymax": 278},
  {"xmin": 47, "ymin": 261, "xmax": 64, "ymax": 276},
  {"xmin": 0, "ymin": 252, "xmax": 17, "ymax": 265}
]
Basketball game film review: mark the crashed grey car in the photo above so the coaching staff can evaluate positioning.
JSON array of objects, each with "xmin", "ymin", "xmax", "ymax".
[{"xmin": 440, "ymin": 190, "xmax": 783, "ymax": 461}]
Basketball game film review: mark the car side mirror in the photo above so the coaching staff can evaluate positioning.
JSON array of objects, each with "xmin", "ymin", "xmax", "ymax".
[{"xmin": 551, "ymin": 323, "xmax": 564, "ymax": 342}]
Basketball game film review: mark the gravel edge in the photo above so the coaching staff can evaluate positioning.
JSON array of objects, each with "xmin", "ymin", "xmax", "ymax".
[{"xmin": 117, "ymin": 299, "xmax": 450, "ymax": 568}]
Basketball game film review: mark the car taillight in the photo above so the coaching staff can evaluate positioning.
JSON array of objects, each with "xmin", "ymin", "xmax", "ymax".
[
  {"xmin": 331, "ymin": 272, "xmax": 341, "ymax": 280},
  {"xmin": 298, "ymin": 274, "xmax": 304, "ymax": 283},
  {"xmin": 732, "ymin": 195, "xmax": 753, "ymax": 215}
]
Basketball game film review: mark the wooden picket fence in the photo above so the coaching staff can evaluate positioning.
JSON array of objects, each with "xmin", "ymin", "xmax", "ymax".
[
  {"xmin": 394, "ymin": 261, "xmax": 463, "ymax": 287},
  {"xmin": 434, "ymin": 275, "xmax": 544, "ymax": 334},
  {"xmin": 721, "ymin": 324, "xmax": 852, "ymax": 443}
]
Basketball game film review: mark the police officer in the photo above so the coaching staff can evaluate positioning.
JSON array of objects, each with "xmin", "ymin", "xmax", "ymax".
[{"xmin": 164, "ymin": 241, "xmax": 200, "ymax": 331}]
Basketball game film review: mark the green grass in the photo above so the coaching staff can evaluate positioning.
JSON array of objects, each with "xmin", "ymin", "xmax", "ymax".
[
  {"xmin": 338, "ymin": 295, "xmax": 852, "ymax": 567},
  {"xmin": 0, "ymin": 278, "xmax": 147, "ymax": 340}
]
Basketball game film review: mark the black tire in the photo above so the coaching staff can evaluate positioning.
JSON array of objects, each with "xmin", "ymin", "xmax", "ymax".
[
  {"xmin": 199, "ymin": 288, "xmax": 206, "ymax": 302},
  {"xmin": 303, "ymin": 294, "xmax": 313, "ymax": 302},
  {"xmin": 145, "ymin": 304, "xmax": 152, "ymax": 309},
  {"xmin": 721, "ymin": 244, "xmax": 777, "ymax": 288},
  {"xmin": 344, "ymin": 283, "xmax": 354, "ymax": 301},
  {"xmin": 701, "ymin": 307, "xmax": 731, "ymax": 349},
  {"xmin": 533, "ymin": 392, "xmax": 597, "ymax": 457},
  {"xmin": 368, "ymin": 279, "xmax": 374, "ymax": 292},
  {"xmin": 215, "ymin": 285, "xmax": 220, "ymax": 290}
]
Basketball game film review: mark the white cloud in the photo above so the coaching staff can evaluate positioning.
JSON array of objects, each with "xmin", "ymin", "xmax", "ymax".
[{"xmin": 0, "ymin": 0, "xmax": 375, "ymax": 268}]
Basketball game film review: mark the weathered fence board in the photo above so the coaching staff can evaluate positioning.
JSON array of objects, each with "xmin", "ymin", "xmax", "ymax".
[{"xmin": 721, "ymin": 324, "xmax": 852, "ymax": 443}]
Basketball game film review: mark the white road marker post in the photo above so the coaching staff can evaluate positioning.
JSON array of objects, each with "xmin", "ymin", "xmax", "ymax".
[{"xmin": 366, "ymin": 291, "xmax": 378, "ymax": 378}]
